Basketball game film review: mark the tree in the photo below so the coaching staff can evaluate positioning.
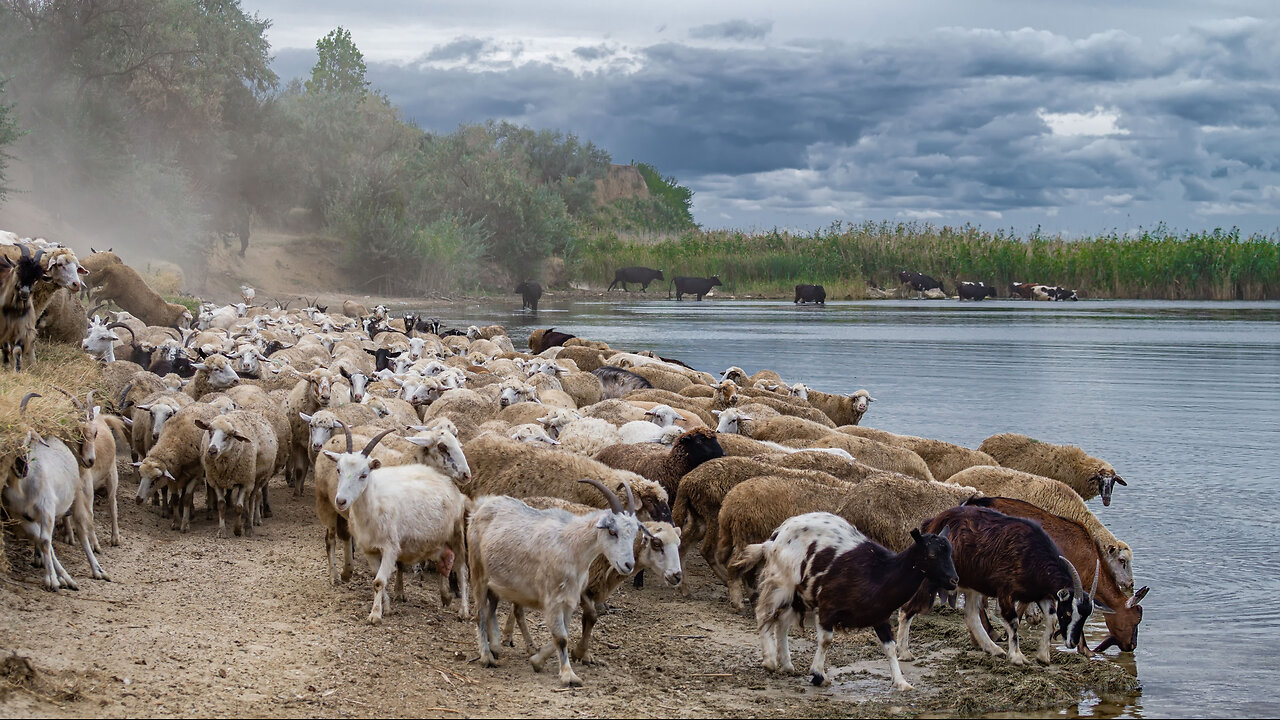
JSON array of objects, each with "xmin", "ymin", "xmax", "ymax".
[
  {"xmin": 0, "ymin": 77, "xmax": 20, "ymax": 202},
  {"xmin": 306, "ymin": 27, "xmax": 369, "ymax": 96}
]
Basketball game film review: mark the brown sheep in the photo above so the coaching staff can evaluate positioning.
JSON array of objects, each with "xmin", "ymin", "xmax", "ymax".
[
  {"xmin": 558, "ymin": 371, "xmax": 605, "ymax": 408},
  {"xmin": 628, "ymin": 364, "xmax": 694, "ymax": 392},
  {"xmin": 805, "ymin": 433, "xmax": 935, "ymax": 482},
  {"xmin": 839, "ymin": 426, "xmax": 998, "ymax": 481},
  {"xmin": 978, "ymin": 432, "xmax": 1125, "ymax": 506},
  {"xmin": 90, "ymin": 263, "xmax": 193, "ymax": 328},
  {"xmin": 36, "ymin": 288, "xmax": 90, "ymax": 343},
  {"xmin": 593, "ymin": 428, "xmax": 725, "ymax": 500},
  {"xmin": 807, "ymin": 388, "xmax": 875, "ymax": 426},
  {"xmin": 553, "ymin": 345, "xmax": 612, "ymax": 372},
  {"xmin": 460, "ymin": 432, "xmax": 671, "ymax": 523}
]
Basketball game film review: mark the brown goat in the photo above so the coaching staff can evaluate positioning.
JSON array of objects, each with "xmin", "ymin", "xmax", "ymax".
[{"xmin": 90, "ymin": 263, "xmax": 192, "ymax": 328}]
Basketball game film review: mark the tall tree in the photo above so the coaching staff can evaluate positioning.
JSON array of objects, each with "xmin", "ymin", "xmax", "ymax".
[
  {"xmin": 0, "ymin": 77, "xmax": 20, "ymax": 201},
  {"xmin": 306, "ymin": 27, "xmax": 369, "ymax": 96}
]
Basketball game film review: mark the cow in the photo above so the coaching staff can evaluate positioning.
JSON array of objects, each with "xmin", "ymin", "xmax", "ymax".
[
  {"xmin": 898, "ymin": 270, "xmax": 943, "ymax": 297},
  {"xmin": 671, "ymin": 275, "xmax": 722, "ymax": 301},
  {"xmin": 608, "ymin": 266, "xmax": 665, "ymax": 292},
  {"xmin": 514, "ymin": 281, "xmax": 542, "ymax": 311},
  {"xmin": 794, "ymin": 284, "xmax": 826, "ymax": 305},
  {"xmin": 957, "ymin": 281, "xmax": 998, "ymax": 300},
  {"xmin": 1009, "ymin": 282, "xmax": 1036, "ymax": 299},
  {"xmin": 1041, "ymin": 285, "xmax": 1079, "ymax": 301}
]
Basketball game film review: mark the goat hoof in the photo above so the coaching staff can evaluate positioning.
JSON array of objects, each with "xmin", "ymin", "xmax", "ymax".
[
  {"xmin": 1036, "ymin": 653, "xmax": 1051, "ymax": 665},
  {"xmin": 810, "ymin": 672, "xmax": 825, "ymax": 686},
  {"xmin": 1009, "ymin": 654, "xmax": 1026, "ymax": 666},
  {"xmin": 479, "ymin": 655, "xmax": 498, "ymax": 668},
  {"xmin": 894, "ymin": 680, "xmax": 914, "ymax": 692},
  {"xmin": 898, "ymin": 651, "xmax": 915, "ymax": 662},
  {"xmin": 560, "ymin": 673, "xmax": 583, "ymax": 688}
]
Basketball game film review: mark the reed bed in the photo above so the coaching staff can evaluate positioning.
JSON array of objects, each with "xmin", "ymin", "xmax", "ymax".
[{"xmin": 575, "ymin": 222, "xmax": 1280, "ymax": 299}]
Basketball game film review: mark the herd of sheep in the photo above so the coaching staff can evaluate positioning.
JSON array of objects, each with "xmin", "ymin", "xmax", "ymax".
[{"xmin": 0, "ymin": 238, "xmax": 1146, "ymax": 696}]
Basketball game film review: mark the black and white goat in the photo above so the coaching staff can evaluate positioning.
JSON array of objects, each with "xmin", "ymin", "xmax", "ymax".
[
  {"xmin": 897, "ymin": 504, "xmax": 1111, "ymax": 666},
  {"xmin": 731, "ymin": 511, "xmax": 956, "ymax": 691}
]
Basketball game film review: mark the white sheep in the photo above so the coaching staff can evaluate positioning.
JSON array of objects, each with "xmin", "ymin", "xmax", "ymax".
[{"xmin": 195, "ymin": 410, "xmax": 278, "ymax": 537}]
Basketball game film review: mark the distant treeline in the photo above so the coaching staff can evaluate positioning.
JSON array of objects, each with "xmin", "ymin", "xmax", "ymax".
[
  {"xmin": 0, "ymin": 4, "xmax": 695, "ymax": 295},
  {"xmin": 576, "ymin": 222, "xmax": 1280, "ymax": 300}
]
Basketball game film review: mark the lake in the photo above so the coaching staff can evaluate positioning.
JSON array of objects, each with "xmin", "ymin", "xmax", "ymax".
[{"xmin": 413, "ymin": 296, "xmax": 1280, "ymax": 718}]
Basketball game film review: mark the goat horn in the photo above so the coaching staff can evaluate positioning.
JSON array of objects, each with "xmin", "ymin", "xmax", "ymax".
[
  {"xmin": 119, "ymin": 382, "xmax": 134, "ymax": 408},
  {"xmin": 1062, "ymin": 555, "xmax": 1083, "ymax": 597},
  {"xmin": 89, "ymin": 302, "xmax": 108, "ymax": 317},
  {"xmin": 50, "ymin": 386, "xmax": 86, "ymax": 412},
  {"xmin": 622, "ymin": 482, "xmax": 637, "ymax": 515},
  {"xmin": 577, "ymin": 477, "xmax": 625, "ymax": 515},
  {"xmin": 1090, "ymin": 559, "xmax": 1100, "ymax": 600},
  {"xmin": 334, "ymin": 419, "xmax": 353, "ymax": 453},
  {"xmin": 106, "ymin": 322, "xmax": 134, "ymax": 342},
  {"xmin": 19, "ymin": 392, "xmax": 41, "ymax": 414},
  {"xmin": 85, "ymin": 390, "xmax": 96, "ymax": 417},
  {"xmin": 19, "ymin": 243, "xmax": 30, "ymax": 259},
  {"xmin": 361, "ymin": 428, "xmax": 397, "ymax": 457}
]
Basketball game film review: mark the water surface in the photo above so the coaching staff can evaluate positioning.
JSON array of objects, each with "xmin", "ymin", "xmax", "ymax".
[{"xmin": 418, "ymin": 297, "xmax": 1280, "ymax": 718}]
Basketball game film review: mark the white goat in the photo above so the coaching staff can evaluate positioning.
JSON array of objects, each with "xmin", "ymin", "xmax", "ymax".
[
  {"xmin": 325, "ymin": 426, "xmax": 471, "ymax": 623},
  {"xmin": 468, "ymin": 478, "xmax": 641, "ymax": 687}
]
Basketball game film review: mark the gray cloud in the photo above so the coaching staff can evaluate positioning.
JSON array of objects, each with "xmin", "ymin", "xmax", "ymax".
[
  {"xmin": 689, "ymin": 19, "xmax": 773, "ymax": 41},
  {"xmin": 273, "ymin": 17, "xmax": 1280, "ymax": 232}
]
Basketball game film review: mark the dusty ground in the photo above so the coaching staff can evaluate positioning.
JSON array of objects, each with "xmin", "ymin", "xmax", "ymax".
[{"xmin": 1, "ymin": 460, "xmax": 1137, "ymax": 719}]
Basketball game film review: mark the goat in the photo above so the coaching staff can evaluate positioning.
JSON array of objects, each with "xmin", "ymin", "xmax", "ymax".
[
  {"xmin": 896, "ymin": 504, "xmax": 1111, "ymax": 666},
  {"xmin": 731, "ymin": 512, "xmax": 956, "ymax": 690},
  {"xmin": 468, "ymin": 478, "xmax": 640, "ymax": 687}
]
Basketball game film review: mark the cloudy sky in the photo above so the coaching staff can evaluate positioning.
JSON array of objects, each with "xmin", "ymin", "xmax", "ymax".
[{"xmin": 244, "ymin": 1, "xmax": 1280, "ymax": 235}]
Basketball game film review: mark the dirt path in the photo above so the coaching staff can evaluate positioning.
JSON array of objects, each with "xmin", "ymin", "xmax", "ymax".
[{"xmin": 1, "ymin": 461, "xmax": 1136, "ymax": 718}]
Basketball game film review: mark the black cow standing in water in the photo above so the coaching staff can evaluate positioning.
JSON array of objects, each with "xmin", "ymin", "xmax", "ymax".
[
  {"xmin": 608, "ymin": 266, "xmax": 665, "ymax": 292},
  {"xmin": 671, "ymin": 275, "xmax": 722, "ymax": 301},
  {"xmin": 898, "ymin": 270, "xmax": 944, "ymax": 297},
  {"xmin": 957, "ymin": 281, "xmax": 998, "ymax": 300},
  {"xmin": 515, "ymin": 280, "xmax": 542, "ymax": 311},
  {"xmin": 794, "ymin": 284, "xmax": 827, "ymax": 305}
]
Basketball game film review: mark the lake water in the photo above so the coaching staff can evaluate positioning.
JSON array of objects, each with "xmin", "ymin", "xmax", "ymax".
[{"xmin": 416, "ymin": 296, "xmax": 1280, "ymax": 718}]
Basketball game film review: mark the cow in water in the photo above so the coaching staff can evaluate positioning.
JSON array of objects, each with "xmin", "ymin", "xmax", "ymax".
[
  {"xmin": 514, "ymin": 280, "xmax": 542, "ymax": 311},
  {"xmin": 898, "ymin": 270, "xmax": 944, "ymax": 297},
  {"xmin": 671, "ymin": 275, "xmax": 722, "ymax": 301},
  {"xmin": 608, "ymin": 266, "xmax": 665, "ymax": 292},
  {"xmin": 794, "ymin": 284, "xmax": 827, "ymax": 305},
  {"xmin": 957, "ymin": 281, "xmax": 998, "ymax": 300}
]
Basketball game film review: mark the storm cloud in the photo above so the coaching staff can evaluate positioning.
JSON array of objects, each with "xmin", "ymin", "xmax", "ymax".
[{"xmin": 265, "ymin": 10, "xmax": 1280, "ymax": 233}]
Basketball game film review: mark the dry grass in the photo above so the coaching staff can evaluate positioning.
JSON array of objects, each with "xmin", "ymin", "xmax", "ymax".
[{"xmin": 0, "ymin": 342, "xmax": 106, "ymax": 463}]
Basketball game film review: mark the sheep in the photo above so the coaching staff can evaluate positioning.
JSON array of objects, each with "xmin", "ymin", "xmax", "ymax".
[
  {"xmin": 554, "ymin": 346, "xmax": 609, "ymax": 372},
  {"xmin": 557, "ymin": 371, "xmax": 605, "ymax": 408},
  {"xmin": 284, "ymin": 368, "xmax": 341, "ymax": 494},
  {"xmin": 497, "ymin": 400, "xmax": 559, "ymax": 428},
  {"xmin": 946, "ymin": 465, "xmax": 1134, "ymax": 593},
  {"xmin": 361, "ymin": 395, "xmax": 419, "ymax": 427},
  {"xmin": 627, "ymin": 364, "xmax": 694, "ymax": 392},
  {"xmin": 134, "ymin": 402, "xmax": 224, "ymax": 532},
  {"xmin": 89, "ymin": 262, "xmax": 192, "ymax": 328},
  {"xmin": 978, "ymin": 432, "xmax": 1126, "ymax": 506},
  {"xmin": 185, "ymin": 354, "xmax": 240, "ymax": 400},
  {"xmin": 418, "ymin": 388, "xmax": 501, "ymax": 443},
  {"xmin": 130, "ymin": 391, "xmax": 194, "ymax": 462},
  {"xmin": 507, "ymin": 423, "xmax": 561, "ymax": 445},
  {"xmin": 713, "ymin": 407, "xmax": 833, "ymax": 444},
  {"xmin": 502, "ymin": 496, "xmax": 682, "ymax": 663},
  {"xmin": 578, "ymin": 399, "xmax": 649, "ymax": 427},
  {"xmin": 556, "ymin": 417, "xmax": 624, "ymax": 456},
  {"xmin": 342, "ymin": 299, "xmax": 367, "ymax": 318},
  {"xmin": 3, "ymin": 424, "xmax": 109, "ymax": 589},
  {"xmin": 716, "ymin": 473, "xmax": 977, "ymax": 607},
  {"xmin": 226, "ymin": 384, "xmax": 295, "ymax": 481},
  {"xmin": 807, "ymin": 388, "xmax": 875, "ymax": 426},
  {"xmin": 195, "ymin": 411, "xmax": 278, "ymax": 537},
  {"xmin": 461, "ymin": 432, "xmax": 670, "ymax": 522},
  {"xmin": 36, "ymin": 287, "xmax": 90, "ymax": 343},
  {"xmin": 732, "ymin": 512, "xmax": 956, "ymax": 690},
  {"xmin": 323, "ymin": 427, "xmax": 472, "ymax": 623},
  {"xmin": 467, "ymin": 324, "xmax": 507, "ymax": 341},
  {"xmin": 839, "ymin": 427, "xmax": 999, "ymax": 481},
  {"xmin": 622, "ymin": 390, "xmax": 718, "ymax": 426},
  {"xmin": 468, "ymin": 479, "xmax": 641, "ymax": 686},
  {"xmin": 671, "ymin": 457, "xmax": 845, "ymax": 581},
  {"xmin": 804, "ymin": 433, "xmax": 936, "ymax": 482},
  {"xmin": 593, "ymin": 428, "xmax": 725, "ymax": 501},
  {"xmin": 619, "ymin": 419, "xmax": 673, "ymax": 444},
  {"xmin": 299, "ymin": 405, "xmax": 380, "ymax": 466}
]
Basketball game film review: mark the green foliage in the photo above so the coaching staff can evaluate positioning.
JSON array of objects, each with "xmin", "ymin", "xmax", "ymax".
[
  {"xmin": 0, "ymin": 77, "xmax": 20, "ymax": 201},
  {"xmin": 491, "ymin": 121, "xmax": 611, "ymax": 217},
  {"xmin": 635, "ymin": 162, "xmax": 696, "ymax": 227},
  {"xmin": 306, "ymin": 27, "xmax": 369, "ymax": 97},
  {"xmin": 576, "ymin": 222, "xmax": 1280, "ymax": 300}
]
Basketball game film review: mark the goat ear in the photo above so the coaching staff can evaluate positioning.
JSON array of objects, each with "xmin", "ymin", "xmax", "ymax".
[
  {"xmin": 1057, "ymin": 588, "xmax": 1072, "ymax": 602},
  {"xmin": 368, "ymin": 458, "xmax": 381, "ymax": 470},
  {"xmin": 194, "ymin": 419, "xmax": 210, "ymax": 430},
  {"xmin": 910, "ymin": 528, "xmax": 923, "ymax": 542},
  {"xmin": 322, "ymin": 451, "xmax": 340, "ymax": 463}
]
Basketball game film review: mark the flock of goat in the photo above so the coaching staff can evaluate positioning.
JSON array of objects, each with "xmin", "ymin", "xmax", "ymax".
[{"xmin": 0, "ymin": 238, "xmax": 1146, "ymax": 696}]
